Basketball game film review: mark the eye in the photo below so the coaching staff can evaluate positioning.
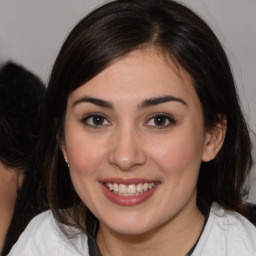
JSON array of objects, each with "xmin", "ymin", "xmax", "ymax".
[
  {"xmin": 145, "ymin": 114, "xmax": 175, "ymax": 128},
  {"xmin": 82, "ymin": 114, "xmax": 111, "ymax": 128}
]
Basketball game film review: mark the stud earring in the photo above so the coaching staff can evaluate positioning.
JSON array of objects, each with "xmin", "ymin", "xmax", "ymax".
[{"xmin": 65, "ymin": 159, "xmax": 70, "ymax": 168}]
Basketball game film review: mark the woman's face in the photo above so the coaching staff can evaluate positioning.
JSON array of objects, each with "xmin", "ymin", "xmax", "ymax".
[{"xmin": 61, "ymin": 49, "xmax": 218, "ymax": 236}]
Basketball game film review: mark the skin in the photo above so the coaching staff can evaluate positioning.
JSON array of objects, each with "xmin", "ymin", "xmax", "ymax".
[{"xmin": 61, "ymin": 49, "xmax": 226, "ymax": 256}]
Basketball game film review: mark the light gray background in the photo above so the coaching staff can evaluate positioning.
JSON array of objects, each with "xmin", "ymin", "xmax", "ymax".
[{"xmin": 0, "ymin": 0, "xmax": 255, "ymax": 202}]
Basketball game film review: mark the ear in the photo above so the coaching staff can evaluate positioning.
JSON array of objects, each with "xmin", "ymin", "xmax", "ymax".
[
  {"xmin": 17, "ymin": 170, "xmax": 24, "ymax": 190},
  {"xmin": 57, "ymin": 131, "xmax": 68, "ymax": 163},
  {"xmin": 202, "ymin": 114, "xmax": 227, "ymax": 162},
  {"xmin": 60, "ymin": 141, "xmax": 68, "ymax": 163}
]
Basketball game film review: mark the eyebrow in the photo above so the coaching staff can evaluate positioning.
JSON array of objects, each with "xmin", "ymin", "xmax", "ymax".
[
  {"xmin": 72, "ymin": 95, "xmax": 187, "ymax": 109},
  {"xmin": 139, "ymin": 95, "xmax": 187, "ymax": 109},
  {"xmin": 72, "ymin": 97, "xmax": 114, "ymax": 109}
]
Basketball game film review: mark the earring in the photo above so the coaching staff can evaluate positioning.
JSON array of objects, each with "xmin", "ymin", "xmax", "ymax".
[{"xmin": 65, "ymin": 159, "xmax": 70, "ymax": 168}]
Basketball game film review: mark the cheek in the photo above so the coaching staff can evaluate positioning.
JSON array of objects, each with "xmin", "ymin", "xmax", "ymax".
[
  {"xmin": 149, "ymin": 129, "xmax": 205, "ymax": 177},
  {"xmin": 66, "ymin": 135, "xmax": 108, "ymax": 207},
  {"xmin": 66, "ymin": 133, "xmax": 107, "ymax": 176}
]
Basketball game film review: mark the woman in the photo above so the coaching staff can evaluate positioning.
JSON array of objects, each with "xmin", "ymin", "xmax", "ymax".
[
  {"xmin": 0, "ymin": 62, "xmax": 46, "ymax": 255},
  {"xmin": 8, "ymin": 0, "xmax": 256, "ymax": 255}
]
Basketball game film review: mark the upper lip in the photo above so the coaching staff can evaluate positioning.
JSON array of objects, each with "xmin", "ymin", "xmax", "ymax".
[{"xmin": 100, "ymin": 178, "xmax": 159, "ymax": 185}]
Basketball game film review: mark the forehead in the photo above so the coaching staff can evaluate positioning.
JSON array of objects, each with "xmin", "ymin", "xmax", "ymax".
[{"xmin": 68, "ymin": 49, "xmax": 199, "ymax": 107}]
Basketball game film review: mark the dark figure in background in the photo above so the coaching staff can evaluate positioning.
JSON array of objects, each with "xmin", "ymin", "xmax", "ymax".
[{"xmin": 0, "ymin": 62, "xmax": 46, "ymax": 255}]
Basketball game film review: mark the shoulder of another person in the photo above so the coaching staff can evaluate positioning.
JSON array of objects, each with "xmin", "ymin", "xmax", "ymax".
[
  {"xmin": 192, "ymin": 203, "xmax": 256, "ymax": 256},
  {"xmin": 8, "ymin": 210, "xmax": 89, "ymax": 256}
]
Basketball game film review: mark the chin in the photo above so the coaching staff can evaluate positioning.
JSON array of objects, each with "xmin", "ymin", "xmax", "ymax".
[
  {"xmin": 109, "ymin": 224, "xmax": 152, "ymax": 236},
  {"xmin": 100, "ymin": 212, "xmax": 162, "ymax": 236}
]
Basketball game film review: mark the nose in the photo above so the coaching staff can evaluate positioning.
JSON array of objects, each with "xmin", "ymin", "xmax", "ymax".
[{"xmin": 108, "ymin": 125, "xmax": 147, "ymax": 171}]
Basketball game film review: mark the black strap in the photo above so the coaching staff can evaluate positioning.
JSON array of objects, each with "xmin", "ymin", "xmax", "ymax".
[{"xmin": 88, "ymin": 212, "xmax": 209, "ymax": 256}]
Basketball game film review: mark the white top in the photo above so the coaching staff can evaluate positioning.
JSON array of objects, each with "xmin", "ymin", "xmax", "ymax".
[
  {"xmin": 193, "ymin": 204, "xmax": 256, "ymax": 255},
  {"xmin": 8, "ymin": 203, "xmax": 256, "ymax": 256}
]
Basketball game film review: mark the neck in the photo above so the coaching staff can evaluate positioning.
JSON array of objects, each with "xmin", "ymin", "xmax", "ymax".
[
  {"xmin": 0, "ymin": 163, "xmax": 19, "ymax": 251},
  {"xmin": 97, "ymin": 194, "xmax": 205, "ymax": 256}
]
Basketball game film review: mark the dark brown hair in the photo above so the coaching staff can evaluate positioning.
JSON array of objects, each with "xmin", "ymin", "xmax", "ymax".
[{"xmin": 42, "ymin": 0, "xmax": 253, "ymax": 242}]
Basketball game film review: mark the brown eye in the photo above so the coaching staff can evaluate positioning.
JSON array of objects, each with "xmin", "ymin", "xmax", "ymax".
[
  {"xmin": 146, "ymin": 114, "xmax": 175, "ymax": 128},
  {"xmin": 154, "ymin": 116, "xmax": 168, "ymax": 126},
  {"xmin": 83, "ymin": 114, "xmax": 110, "ymax": 127},
  {"xmin": 92, "ymin": 115, "xmax": 105, "ymax": 125}
]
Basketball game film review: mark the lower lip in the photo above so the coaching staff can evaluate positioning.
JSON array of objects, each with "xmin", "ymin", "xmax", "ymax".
[{"xmin": 100, "ymin": 183, "xmax": 158, "ymax": 206}]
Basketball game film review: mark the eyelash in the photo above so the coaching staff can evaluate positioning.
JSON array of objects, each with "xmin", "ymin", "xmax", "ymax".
[
  {"xmin": 81, "ymin": 113, "xmax": 111, "ymax": 128},
  {"xmin": 145, "ymin": 114, "xmax": 176, "ymax": 129},
  {"xmin": 81, "ymin": 113, "xmax": 176, "ymax": 129}
]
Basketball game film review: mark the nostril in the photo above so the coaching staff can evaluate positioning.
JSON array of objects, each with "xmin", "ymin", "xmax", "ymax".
[
  {"xmin": 108, "ymin": 145, "xmax": 147, "ymax": 171},
  {"xmin": 108, "ymin": 129, "xmax": 147, "ymax": 171}
]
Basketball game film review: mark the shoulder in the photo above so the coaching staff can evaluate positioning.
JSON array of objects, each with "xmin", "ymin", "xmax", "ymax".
[
  {"xmin": 193, "ymin": 203, "xmax": 256, "ymax": 256},
  {"xmin": 8, "ymin": 210, "xmax": 89, "ymax": 256}
]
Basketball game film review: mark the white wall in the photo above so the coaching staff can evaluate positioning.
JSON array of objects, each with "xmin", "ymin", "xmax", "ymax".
[
  {"xmin": 0, "ymin": 0, "xmax": 255, "ymax": 202},
  {"xmin": 0, "ymin": 0, "xmax": 106, "ymax": 83}
]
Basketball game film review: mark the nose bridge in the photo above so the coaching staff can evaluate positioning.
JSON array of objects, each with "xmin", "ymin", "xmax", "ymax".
[{"xmin": 108, "ymin": 122, "xmax": 146, "ymax": 171}]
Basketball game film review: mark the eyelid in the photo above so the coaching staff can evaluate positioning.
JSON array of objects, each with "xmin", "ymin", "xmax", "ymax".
[
  {"xmin": 81, "ymin": 113, "xmax": 111, "ymax": 128},
  {"xmin": 144, "ymin": 113, "xmax": 176, "ymax": 128}
]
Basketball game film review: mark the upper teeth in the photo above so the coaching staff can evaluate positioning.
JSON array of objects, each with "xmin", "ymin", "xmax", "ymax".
[{"xmin": 105, "ymin": 182, "xmax": 156, "ymax": 196}]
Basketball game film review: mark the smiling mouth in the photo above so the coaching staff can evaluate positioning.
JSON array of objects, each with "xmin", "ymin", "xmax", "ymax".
[{"xmin": 104, "ymin": 182, "xmax": 157, "ymax": 196}]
